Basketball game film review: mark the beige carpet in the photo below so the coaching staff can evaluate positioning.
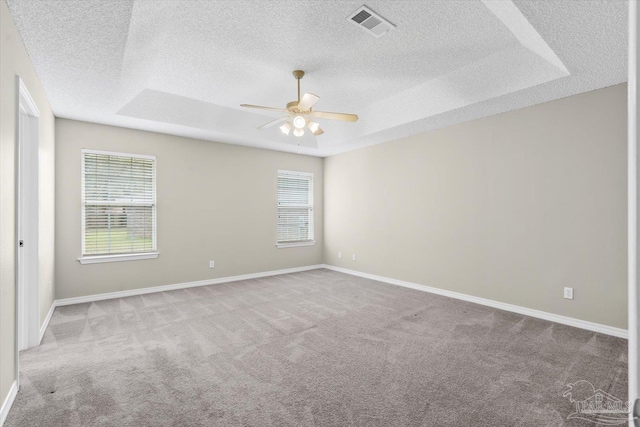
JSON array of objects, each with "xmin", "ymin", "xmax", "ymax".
[{"xmin": 6, "ymin": 269, "xmax": 628, "ymax": 426}]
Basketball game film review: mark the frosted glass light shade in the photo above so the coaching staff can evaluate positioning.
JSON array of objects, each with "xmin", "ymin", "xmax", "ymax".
[
  {"xmin": 307, "ymin": 120, "xmax": 319, "ymax": 133},
  {"xmin": 280, "ymin": 122, "xmax": 291, "ymax": 135},
  {"xmin": 293, "ymin": 116, "xmax": 306, "ymax": 129}
]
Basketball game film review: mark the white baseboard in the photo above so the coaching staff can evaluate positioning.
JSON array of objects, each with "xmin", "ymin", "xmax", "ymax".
[
  {"xmin": 50, "ymin": 263, "xmax": 626, "ymax": 339},
  {"xmin": 0, "ymin": 381, "xmax": 17, "ymax": 427},
  {"xmin": 322, "ymin": 264, "xmax": 628, "ymax": 339},
  {"xmin": 39, "ymin": 302, "xmax": 56, "ymax": 344},
  {"xmin": 55, "ymin": 265, "xmax": 324, "ymax": 307}
]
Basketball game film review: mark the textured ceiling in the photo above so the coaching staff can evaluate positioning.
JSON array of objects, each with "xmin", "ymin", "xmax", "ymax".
[{"xmin": 6, "ymin": 0, "xmax": 627, "ymax": 157}]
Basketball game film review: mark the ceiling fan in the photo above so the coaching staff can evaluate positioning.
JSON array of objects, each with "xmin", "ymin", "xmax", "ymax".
[{"xmin": 241, "ymin": 70, "xmax": 358, "ymax": 138}]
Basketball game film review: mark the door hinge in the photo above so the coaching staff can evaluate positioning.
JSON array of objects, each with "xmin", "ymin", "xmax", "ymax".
[
  {"xmin": 634, "ymin": 398, "xmax": 640, "ymax": 427},
  {"xmin": 18, "ymin": 240, "xmax": 23, "ymax": 247}
]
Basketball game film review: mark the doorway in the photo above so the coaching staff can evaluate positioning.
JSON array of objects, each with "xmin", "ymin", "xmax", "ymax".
[
  {"xmin": 630, "ymin": 2, "xmax": 640, "ymax": 425},
  {"xmin": 16, "ymin": 76, "xmax": 40, "ymax": 355}
]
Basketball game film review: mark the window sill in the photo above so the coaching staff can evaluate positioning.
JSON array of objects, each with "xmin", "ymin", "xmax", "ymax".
[
  {"xmin": 78, "ymin": 252, "xmax": 159, "ymax": 264},
  {"xmin": 276, "ymin": 241, "xmax": 316, "ymax": 249}
]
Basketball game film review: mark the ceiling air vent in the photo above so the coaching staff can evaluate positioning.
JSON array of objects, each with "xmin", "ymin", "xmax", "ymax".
[{"xmin": 347, "ymin": 5, "xmax": 395, "ymax": 38}]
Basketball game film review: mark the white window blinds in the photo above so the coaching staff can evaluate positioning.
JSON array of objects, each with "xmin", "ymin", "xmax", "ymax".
[
  {"xmin": 277, "ymin": 170, "xmax": 314, "ymax": 244},
  {"xmin": 82, "ymin": 150, "xmax": 156, "ymax": 256}
]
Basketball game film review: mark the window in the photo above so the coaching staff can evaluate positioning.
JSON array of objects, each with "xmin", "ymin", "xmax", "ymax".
[
  {"xmin": 79, "ymin": 150, "xmax": 157, "ymax": 264},
  {"xmin": 277, "ymin": 170, "xmax": 315, "ymax": 248}
]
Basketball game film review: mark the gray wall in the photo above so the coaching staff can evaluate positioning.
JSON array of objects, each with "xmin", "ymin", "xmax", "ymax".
[
  {"xmin": 0, "ymin": 0, "xmax": 55, "ymax": 411},
  {"xmin": 55, "ymin": 119, "xmax": 323, "ymax": 299},
  {"xmin": 324, "ymin": 84, "xmax": 627, "ymax": 329}
]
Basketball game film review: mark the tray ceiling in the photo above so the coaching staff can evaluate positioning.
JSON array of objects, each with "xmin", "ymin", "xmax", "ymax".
[{"xmin": 6, "ymin": 0, "xmax": 627, "ymax": 156}]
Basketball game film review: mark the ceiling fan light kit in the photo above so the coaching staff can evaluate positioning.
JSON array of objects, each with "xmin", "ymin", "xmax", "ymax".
[{"xmin": 241, "ymin": 70, "xmax": 359, "ymax": 142}]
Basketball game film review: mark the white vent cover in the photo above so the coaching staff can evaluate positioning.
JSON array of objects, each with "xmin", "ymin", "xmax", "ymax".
[{"xmin": 347, "ymin": 5, "xmax": 395, "ymax": 37}]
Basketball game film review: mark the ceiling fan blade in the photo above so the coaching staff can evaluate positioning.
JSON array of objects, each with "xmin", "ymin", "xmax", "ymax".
[
  {"xmin": 258, "ymin": 116, "xmax": 290, "ymax": 130},
  {"xmin": 313, "ymin": 126, "xmax": 324, "ymax": 136},
  {"xmin": 297, "ymin": 93, "xmax": 320, "ymax": 111},
  {"xmin": 307, "ymin": 110, "xmax": 358, "ymax": 122},
  {"xmin": 240, "ymin": 104, "xmax": 288, "ymax": 113}
]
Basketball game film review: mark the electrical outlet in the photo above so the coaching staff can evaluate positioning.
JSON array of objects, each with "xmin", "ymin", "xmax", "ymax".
[
  {"xmin": 209, "ymin": 261, "xmax": 215, "ymax": 269},
  {"xmin": 352, "ymin": 254, "xmax": 356, "ymax": 261},
  {"xmin": 338, "ymin": 252, "xmax": 342, "ymax": 259},
  {"xmin": 564, "ymin": 287, "xmax": 573, "ymax": 300}
]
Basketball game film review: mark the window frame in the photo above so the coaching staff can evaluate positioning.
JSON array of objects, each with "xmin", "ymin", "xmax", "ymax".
[
  {"xmin": 78, "ymin": 149, "xmax": 158, "ymax": 264},
  {"xmin": 276, "ymin": 169, "xmax": 315, "ymax": 248}
]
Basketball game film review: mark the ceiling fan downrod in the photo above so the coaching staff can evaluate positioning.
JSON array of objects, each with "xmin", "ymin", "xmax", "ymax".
[{"xmin": 293, "ymin": 70, "xmax": 305, "ymax": 103}]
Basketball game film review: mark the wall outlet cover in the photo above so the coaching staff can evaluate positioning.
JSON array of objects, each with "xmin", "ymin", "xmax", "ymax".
[
  {"xmin": 209, "ymin": 261, "xmax": 215, "ymax": 269},
  {"xmin": 563, "ymin": 287, "xmax": 573, "ymax": 300}
]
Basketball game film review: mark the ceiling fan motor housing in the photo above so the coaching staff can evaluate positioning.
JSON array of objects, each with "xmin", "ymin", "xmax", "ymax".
[{"xmin": 286, "ymin": 100, "xmax": 306, "ymax": 114}]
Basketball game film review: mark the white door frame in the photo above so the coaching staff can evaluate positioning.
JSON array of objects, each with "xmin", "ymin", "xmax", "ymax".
[
  {"xmin": 15, "ymin": 76, "xmax": 40, "ymax": 364},
  {"xmin": 629, "ymin": 2, "xmax": 639, "ymax": 426}
]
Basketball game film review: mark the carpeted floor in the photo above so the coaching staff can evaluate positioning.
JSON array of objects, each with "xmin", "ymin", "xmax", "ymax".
[{"xmin": 6, "ymin": 269, "xmax": 628, "ymax": 426}]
